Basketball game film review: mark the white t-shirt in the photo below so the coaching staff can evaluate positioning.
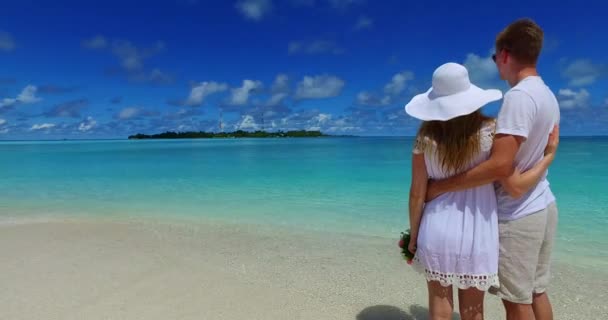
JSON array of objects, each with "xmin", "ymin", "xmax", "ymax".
[{"xmin": 495, "ymin": 76, "xmax": 560, "ymax": 221}]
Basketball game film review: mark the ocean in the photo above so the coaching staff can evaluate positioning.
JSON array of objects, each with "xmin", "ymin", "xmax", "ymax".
[{"xmin": 1, "ymin": 137, "xmax": 606, "ymax": 270}]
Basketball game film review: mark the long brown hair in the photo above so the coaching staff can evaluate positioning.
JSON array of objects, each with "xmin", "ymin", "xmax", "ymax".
[{"xmin": 417, "ymin": 111, "xmax": 491, "ymax": 174}]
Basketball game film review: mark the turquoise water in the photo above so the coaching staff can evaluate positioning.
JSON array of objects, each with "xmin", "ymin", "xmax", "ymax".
[{"xmin": 0, "ymin": 137, "xmax": 606, "ymax": 268}]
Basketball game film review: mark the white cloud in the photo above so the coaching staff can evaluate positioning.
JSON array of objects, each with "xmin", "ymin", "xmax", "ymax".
[
  {"xmin": 0, "ymin": 117, "xmax": 7, "ymax": 133},
  {"xmin": 381, "ymin": 96, "xmax": 392, "ymax": 105},
  {"xmin": 131, "ymin": 68, "xmax": 173, "ymax": 85},
  {"xmin": 82, "ymin": 35, "xmax": 107, "ymax": 49},
  {"xmin": 268, "ymin": 110, "xmax": 362, "ymax": 133},
  {"xmin": 558, "ymin": 88, "xmax": 590, "ymax": 109},
  {"xmin": 334, "ymin": 118, "xmax": 347, "ymax": 126},
  {"xmin": 228, "ymin": 80, "xmax": 263, "ymax": 106},
  {"xmin": 264, "ymin": 93, "xmax": 289, "ymax": 107},
  {"xmin": 0, "ymin": 85, "xmax": 41, "ymax": 109},
  {"xmin": 120, "ymin": 107, "xmax": 140, "ymax": 119},
  {"xmin": 283, "ymin": 111, "xmax": 333, "ymax": 131},
  {"xmin": 295, "ymin": 75, "xmax": 345, "ymax": 99},
  {"xmin": 16, "ymin": 85, "xmax": 41, "ymax": 104},
  {"xmin": 463, "ymin": 52, "xmax": 499, "ymax": 88},
  {"xmin": 111, "ymin": 40, "xmax": 153, "ymax": 71},
  {"xmin": 356, "ymin": 71, "xmax": 413, "ymax": 107},
  {"xmin": 326, "ymin": 125, "xmax": 361, "ymax": 133},
  {"xmin": 356, "ymin": 92, "xmax": 374, "ymax": 106},
  {"xmin": 236, "ymin": 115, "xmax": 260, "ymax": 130},
  {"xmin": 78, "ymin": 117, "xmax": 97, "ymax": 132},
  {"xmin": 176, "ymin": 124, "xmax": 190, "ymax": 131},
  {"xmin": 288, "ymin": 40, "xmax": 343, "ymax": 55},
  {"xmin": 236, "ymin": 0, "xmax": 272, "ymax": 21},
  {"xmin": 323, "ymin": 115, "xmax": 362, "ymax": 133},
  {"xmin": 562, "ymin": 59, "xmax": 605, "ymax": 87},
  {"xmin": 257, "ymin": 74, "xmax": 291, "ymax": 108},
  {"xmin": 312, "ymin": 113, "xmax": 332, "ymax": 124},
  {"xmin": 185, "ymin": 81, "xmax": 228, "ymax": 106},
  {"xmin": 44, "ymin": 99, "xmax": 88, "ymax": 118},
  {"xmin": 383, "ymin": 71, "xmax": 414, "ymax": 96},
  {"xmin": 354, "ymin": 16, "xmax": 373, "ymax": 30},
  {"xmin": 115, "ymin": 106, "xmax": 159, "ymax": 120},
  {"xmin": 357, "ymin": 91, "xmax": 391, "ymax": 106},
  {"xmin": 83, "ymin": 37, "xmax": 169, "ymax": 84},
  {"xmin": 0, "ymin": 31, "xmax": 15, "ymax": 52},
  {"xmin": 356, "ymin": 92, "xmax": 371, "ymax": 104},
  {"xmin": 271, "ymin": 74, "xmax": 290, "ymax": 93},
  {"xmin": 0, "ymin": 98, "xmax": 16, "ymax": 109},
  {"xmin": 30, "ymin": 123, "xmax": 56, "ymax": 131}
]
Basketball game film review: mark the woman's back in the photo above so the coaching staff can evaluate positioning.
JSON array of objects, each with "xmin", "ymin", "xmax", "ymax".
[
  {"xmin": 412, "ymin": 119, "xmax": 499, "ymax": 290},
  {"xmin": 404, "ymin": 62, "xmax": 503, "ymax": 312}
]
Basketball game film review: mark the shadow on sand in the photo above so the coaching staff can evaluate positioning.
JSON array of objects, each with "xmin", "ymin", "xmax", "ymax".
[{"xmin": 356, "ymin": 304, "xmax": 461, "ymax": 320}]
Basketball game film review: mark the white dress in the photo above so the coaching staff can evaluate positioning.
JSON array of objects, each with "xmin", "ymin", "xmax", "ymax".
[{"xmin": 412, "ymin": 120, "xmax": 499, "ymax": 291}]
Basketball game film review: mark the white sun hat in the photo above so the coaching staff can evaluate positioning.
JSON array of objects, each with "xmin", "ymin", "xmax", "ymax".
[{"xmin": 404, "ymin": 62, "xmax": 503, "ymax": 121}]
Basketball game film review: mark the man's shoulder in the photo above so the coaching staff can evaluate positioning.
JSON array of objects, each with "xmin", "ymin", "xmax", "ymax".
[
  {"xmin": 505, "ymin": 77, "xmax": 556, "ymax": 107},
  {"xmin": 507, "ymin": 78, "xmax": 537, "ymax": 95},
  {"xmin": 503, "ymin": 86, "xmax": 536, "ymax": 107}
]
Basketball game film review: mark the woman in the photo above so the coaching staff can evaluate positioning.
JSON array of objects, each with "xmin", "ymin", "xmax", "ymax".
[{"xmin": 404, "ymin": 63, "xmax": 558, "ymax": 320}]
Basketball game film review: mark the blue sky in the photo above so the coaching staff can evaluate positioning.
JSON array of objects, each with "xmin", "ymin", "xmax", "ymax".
[{"xmin": 1, "ymin": 0, "xmax": 607, "ymax": 139}]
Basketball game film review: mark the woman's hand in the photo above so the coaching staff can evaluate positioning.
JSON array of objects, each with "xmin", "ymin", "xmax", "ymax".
[
  {"xmin": 408, "ymin": 236, "xmax": 417, "ymax": 255},
  {"xmin": 544, "ymin": 125, "xmax": 559, "ymax": 157}
]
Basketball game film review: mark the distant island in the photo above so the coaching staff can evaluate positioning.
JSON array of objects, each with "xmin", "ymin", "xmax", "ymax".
[{"xmin": 128, "ymin": 130, "xmax": 333, "ymax": 139}]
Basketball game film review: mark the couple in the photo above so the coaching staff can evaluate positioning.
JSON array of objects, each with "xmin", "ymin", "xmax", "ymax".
[{"xmin": 406, "ymin": 19, "xmax": 560, "ymax": 320}]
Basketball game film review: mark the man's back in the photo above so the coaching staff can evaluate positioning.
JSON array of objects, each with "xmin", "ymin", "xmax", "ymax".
[{"xmin": 495, "ymin": 76, "xmax": 560, "ymax": 221}]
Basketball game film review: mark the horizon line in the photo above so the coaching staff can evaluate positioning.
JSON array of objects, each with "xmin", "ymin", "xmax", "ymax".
[{"xmin": 1, "ymin": 135, "xmax": 607, "ymax": 142}]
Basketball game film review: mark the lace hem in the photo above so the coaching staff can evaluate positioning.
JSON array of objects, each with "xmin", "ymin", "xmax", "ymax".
[{"xmin": 412, "ymin": 258, "xmax": 499, "ymax": 291}]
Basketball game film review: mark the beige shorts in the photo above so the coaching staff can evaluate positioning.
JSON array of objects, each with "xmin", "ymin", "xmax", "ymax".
[{"xmin": 489, "ymin": 202, "xmax": 558, "ymax": 304}]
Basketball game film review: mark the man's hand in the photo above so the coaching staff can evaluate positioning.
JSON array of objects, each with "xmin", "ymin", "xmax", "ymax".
[
  {"xmin": 544, "ymin": 125, "xmax": 559, "ymax": 157},
  {"xmin": 425, "ymin": 179, "xmax": 440, "ymax": 202}
]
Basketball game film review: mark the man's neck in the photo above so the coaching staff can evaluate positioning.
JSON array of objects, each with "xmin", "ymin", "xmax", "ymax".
[{"xmin": 509, "ymin": 66, "xmax": 539, "ymax": 87}]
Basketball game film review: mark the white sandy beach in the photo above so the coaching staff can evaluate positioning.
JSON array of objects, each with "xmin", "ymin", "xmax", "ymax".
[{"xmin": 1, "ymin": 216, "xmax": 606, "ymax": 320}]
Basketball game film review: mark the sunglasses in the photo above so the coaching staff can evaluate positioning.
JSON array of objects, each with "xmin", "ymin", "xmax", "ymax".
[{"xmin": 492, "ymin": 48, "xmax": 508, "ymax": 63}]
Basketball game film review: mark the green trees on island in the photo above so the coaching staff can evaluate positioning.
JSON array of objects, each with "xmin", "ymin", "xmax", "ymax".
[{"xmin": 128, "ymin": 130, "xmax": 330, "ymax": 139}]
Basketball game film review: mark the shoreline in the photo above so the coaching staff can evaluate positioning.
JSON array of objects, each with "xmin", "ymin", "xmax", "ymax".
[
  {"xmin": 3, "ymin": 208, "xmax": 606, "ymax": 270},
  {"xmin": 1, "ymin": 215, "xmax": 606, "ymax": 319},
  {"xmin": 1, "ymin": 210, "xmax": 606, "ymax": 271}
]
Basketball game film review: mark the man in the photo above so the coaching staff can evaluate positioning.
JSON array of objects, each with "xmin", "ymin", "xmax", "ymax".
[{"xmin": 426, "ymin": 18, "xmax": 560, "ymax": 320}]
